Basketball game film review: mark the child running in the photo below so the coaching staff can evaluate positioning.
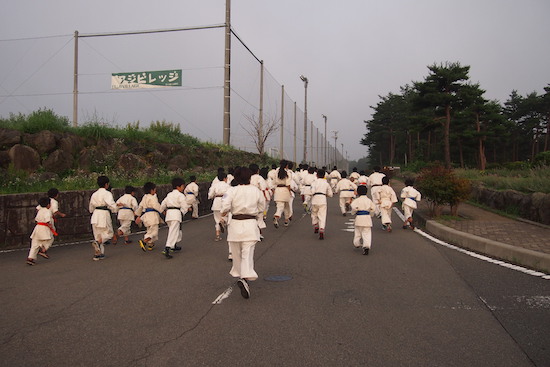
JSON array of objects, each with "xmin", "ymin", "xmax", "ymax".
[
  {"xmin": 400, "ymin": 178, "xmax": 422, "ymax": 230},
  {"xmin": 160, "ymin": 177, "xmax": 189, "ymax": 259},
  {"xmin": 335, "ymin": 171, "xmax": 357, "ymax": 216},
  {"xmin": 372, "ymin": 176, "xmax": 398, "ymax": 232},
  {"xmin": 135, "ymin": 182, "xmax": 162, "ymax": 252},
  {"xmin": 310, "ymin": 168, "xmax": 333, "ymax": 240},
  {"xmin": 115, "ymin": 185, "xmax": 138, "ymax": 245},
  {"xmin": 35, "ymin": 188, "xmax": 66, "ymax": 259},
  {"xmin": 27, "ymin": 197, "xmax": 56, "ymax": 265},
  {"xmin": 208, "ymin": 172, "xmax": 231, "ymax": 242},
  {"xmin": 89, "ymin": 176, "xmax": 118, "ymax": 260},
  {"xmin": 350, "ymin": 185, "xmax": 376, "ymax": 255},
  {"xmin": 184, "ymin": 175, "xmax": 199, "ymax": 219}
]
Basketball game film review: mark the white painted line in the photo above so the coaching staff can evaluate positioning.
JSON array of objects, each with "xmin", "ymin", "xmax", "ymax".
[
  {"xmin": 212, "ymin": 286, "xmax": 233, "ymax": 305},
  {"xmin": 392, "ymin": 206, "xmax": 550, "ymax": 280}
]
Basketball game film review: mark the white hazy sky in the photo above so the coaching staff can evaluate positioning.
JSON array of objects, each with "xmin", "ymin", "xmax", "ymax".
[{"xmin": 1, "ymin": 0, "xmax": 549, "ymax": 162}]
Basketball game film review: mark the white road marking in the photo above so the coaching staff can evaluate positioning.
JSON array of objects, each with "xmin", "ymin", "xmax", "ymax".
[
  {"xmin": 212, "ymin": 286, "xmax": 233, "ymax": 304},
  {"xmin": 392, "ymin": 207, "xmax": 550, "ymax": 280}
]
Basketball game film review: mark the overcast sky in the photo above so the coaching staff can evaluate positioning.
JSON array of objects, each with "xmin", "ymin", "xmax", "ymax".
[{"xmin": 1, "ymin": 0, "xmax": 549, "ymax": 162}]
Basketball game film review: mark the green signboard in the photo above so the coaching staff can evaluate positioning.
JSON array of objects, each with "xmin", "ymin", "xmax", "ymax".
[{"xmin": 111, "ymin": 69, "xmax": 182, "ymax": 89}]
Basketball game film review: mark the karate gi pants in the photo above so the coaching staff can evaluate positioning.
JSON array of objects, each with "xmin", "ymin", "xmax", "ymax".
[
  {"xmin": 274, "ymin": 201, "xmax": 291, "ymax": 221},
  {"xmin": 311, "ymin": 203, "xmax": 327, "ymax": 230},
  {"xmin": 191, "ymin": 202, "xmax": 199, "ymax": 218},
  {"xmin": 118, "ymin": 219, "xmax": 132, "ymax": 236},
  {"xmin": 403, "ymin": 205, "xmax": 414, "ymax": 221},
  {"xmin": 380, "ymin": 206, "xmax": 393, "ymax": 225},
  {"xmin": 28, "ymin": 238, "xmax": 52, "ymax": 260},
  {"xmin": 92, "ymin": 223, "xmax": 113, "ymax": 246},
  {"xmin": 229, "ymin": 240, "xmax": 258, "ymax": 281},
  {"xmin": 339, "ymin": 197, "xmax": 353, "ymax": 214},
  {"xmin": 144, "ymin": 224, "xmax": 159, "ymax": 243},
  {"xmin": 165, "ymin": 220, "xmax": 182, "ymax": 249},
  {"xmin": 213, "ymin": 210, "xmax": 222, "ymax": 232},
  {"xmin": 353, "ymin": 226, "xmax": 372, "ymax": 249}
]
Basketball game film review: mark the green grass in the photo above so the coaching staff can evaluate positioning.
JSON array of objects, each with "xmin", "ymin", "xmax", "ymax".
[{"xmin": 454, "ymin": 167, "xmax": 550, "ymax": 194}]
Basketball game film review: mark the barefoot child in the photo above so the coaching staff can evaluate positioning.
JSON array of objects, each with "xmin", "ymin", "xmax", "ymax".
[
  {"xmin": 115, "ymin": 186, "xmax": 138, "ymax": 244},
  {"xmin": 89, "ymin": 176, "xmax": 118, "ymax": 260},
  {"xmin": 400, "ymin": 178, "xmax": 421, "ymax": 229},
  {"xmin": 350, "ymin": 186, "xmax": 376, "ymax": 255},
  {"xmin": 27, "ymin": 197, "xmax": 56, "ymax": 265},
  {"xmin": 135, "ymin": 182, "xmax": 162, "ymax": 252}
]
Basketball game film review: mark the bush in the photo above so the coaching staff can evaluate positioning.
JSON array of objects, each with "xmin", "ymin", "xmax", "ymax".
[
  {"xmin": 0, "ymin": 109, "xmax": 69, "ymax": 133},
  {"xmin": 533, "ymin": 151, "xmax": 550, "ymax": 167},
  {"xmin": 416, "ymin": 165, "xmax": 471, "ymax": 216}
]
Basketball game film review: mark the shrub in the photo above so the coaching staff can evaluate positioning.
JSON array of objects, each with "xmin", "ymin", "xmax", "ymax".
[
  {"xmin": 533, "ymin": 151, "xmax": 550, "ymax": 167},
  {"xmin": 0, "ymin": 109, "xmax": 69, "ymax": 133},
  {"xmin": 416, "ymin": 165, "xmax": 471, "ymax": 216}
]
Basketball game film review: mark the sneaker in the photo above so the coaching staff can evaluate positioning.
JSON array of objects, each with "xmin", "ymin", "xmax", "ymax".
[
  {"xmin": 147, "ymin": 244, "xmax": 155, "ymax": 251},
  {"xmin": 98, "ymin": 254, "xmax": 105, "ymax": 260},
  {"xmin": 284, "ymin": 221, "xmax": 289, "ymax": 227},
  {"xmin": 215, "ymin": 235, "xmax": 222, "ymax": 241},
  {"xmin": 93, "ymin": 255, "xmax": 101, "ymax": 261},
  {"xmin": 38, "ymin": 251, "xmax": 49, "ymax": 259},
  {"xmin": 362, "ymin": 247, "xmax": 369, "ymax": 256},
  {"xmin": 273, "ymin": 217, "xmax": 279, "ymax": 229},
  {"xmin": 162, "ymin": 247, "xmax": 173, "ymax": 259},
  {"xmin": 91, "ymin": 240, "xmax": 101, "ymax": 255},
  {"xmin": 319, "ymin": 232, "xmax": 324, "ymax": 240},
  {"xmin": 172, "ymin": 245, "xmax": 182, "ymax": 251},
  {"xmin": 237, "ymin": 279, "xmax": 250, "ymax": 299},
  {"xmin": 314, "ymin": 226, "xmax": 319, "ymax": 234},
  {"xmin": 381, "ymin": 224, "xmax": 387, "ymax": 231},
  {"xmin": 26, "ymin": 258, "xmax": 36, "ymax": 266},
  {"xmin": 139, "ymin": 240, "xmax": 147, "ymax": 252},
  {"xmin": 228, "ymin": 253, "xmax": 233, "ymax": 261}
]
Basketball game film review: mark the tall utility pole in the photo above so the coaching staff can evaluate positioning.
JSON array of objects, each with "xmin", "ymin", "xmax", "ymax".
[
  {"xmin": 280, "ymin": 85, "xmax": 284, "ymax": 160},
  {"xmin": 300, "ymin": 75, "xmax": 308, "ymax": 163},
  {"xmin": 259, "ymin": 60, "xmax": 264, "ymax": 143},
  {"xmin": 72, "ymin": 31, "xmax": 79, "ymax": 127},
  {"xmin": 332, "ymin": 130, "xmax": 338, "ymax": 168},
  {"xmin": 223, "ymin": 0, "xmax": 231, "ymax": 145},
  {"xmin": 293, "ymin": 102, "xmax": 297, "ymax": 164},
  {"xmin": 310, "ymin": 120, "xmax": 313, "ymax": 166},
  {"xmin": 322, "ymin": 114, "xmax": 327, "ymax": 166}
]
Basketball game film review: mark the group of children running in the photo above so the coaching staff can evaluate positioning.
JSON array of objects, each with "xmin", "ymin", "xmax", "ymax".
[{"xmin": 25, "ymin": 163, "xmax": 421, "ymax": 300}]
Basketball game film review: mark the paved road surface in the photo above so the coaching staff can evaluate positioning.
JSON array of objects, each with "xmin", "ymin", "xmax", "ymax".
[{"xmin": 1, "ymin": 197, "xmax": 548, "ymax": 366}]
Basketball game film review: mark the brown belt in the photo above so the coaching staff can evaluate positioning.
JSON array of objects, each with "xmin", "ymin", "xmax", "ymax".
[
  {"xmin": 232, "ymin": 214, "xmax": 257, "ymax": 220},
  {"xmin": 277, "ymin": 184, "xmax": 288, "ymax": 187}
]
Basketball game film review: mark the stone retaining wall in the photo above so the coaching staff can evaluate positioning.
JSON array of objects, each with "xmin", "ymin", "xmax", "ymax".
[
  {"xmin": 470, "ymin": 186, "xmax": 550, "ymax": 225},
  {"xmin": 0, "ymin": 182, "xmax": 212, "ymax": 249}
]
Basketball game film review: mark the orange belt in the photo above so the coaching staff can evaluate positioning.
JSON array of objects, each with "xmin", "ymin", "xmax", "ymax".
[{"xmin": 37, "ymin": 222, "xmax": 58, "ymax": 236}]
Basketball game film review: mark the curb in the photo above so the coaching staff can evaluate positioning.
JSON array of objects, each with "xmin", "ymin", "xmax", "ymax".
[{"xmin": 424, "ymin": 219, "xmax": 550, "ymax": 274}]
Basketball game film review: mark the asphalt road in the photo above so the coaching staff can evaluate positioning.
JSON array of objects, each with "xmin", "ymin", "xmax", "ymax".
[{"xmin": 1, "ymin": 197, "xmax": 549, "ymax": 367}]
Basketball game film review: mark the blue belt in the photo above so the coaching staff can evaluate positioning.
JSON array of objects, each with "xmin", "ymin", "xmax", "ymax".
[
  {"xmin": 144, "ymin": 208, "xmax": 161, "ymax": 214},
  {"xmin": 356, "ymin": 210, "xmax": 370, "ymax": 215},
  {"xmin": 409, "ymin": 197, "xmax": 416, "ymax": 201},
  {"xmin": 186, "ymin": 192, "xmax": 195, "ymax": 195}
]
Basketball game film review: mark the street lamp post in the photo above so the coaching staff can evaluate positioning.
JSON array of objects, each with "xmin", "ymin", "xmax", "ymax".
[
  {"xmin": 332, "ymin": 130, "xmax": 338, "ymax": 168},
  {"xmin": 300, "ymin": 75, "xmax": 308, "ymax": 163}
]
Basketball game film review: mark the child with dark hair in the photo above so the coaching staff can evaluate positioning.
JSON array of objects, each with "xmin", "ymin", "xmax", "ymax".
[
  {"xmin": 272, "ymin": 160, "xmax": 293, "ymax": 228},
  {"xmin": 208, "ymin": 172, "xmax": 230, "ymax": 243},
  {"xmin": 27, "ymin": 197, "xmax": 55, "ymax": 265},
  {"xmin": 335, "ymin": 170, "xmax": 357, "ymax": 216},
  {"xmin": 310, "ymin": 168, "xmax": 333, "ymax": 239},
  {"xmin": 400, "ymin": 178, "xmax": 422, "ymax": 230},
  {"xmin": 89, "ymin": 176, "xmax": 118, "ymax": 260},
  {"xmin": 184, "ymin": 175, "xmax": 199, "ymax": 219},
  {"xmin": 135, "ymin": 182, "xmax": 162, "ymax": 252},
  {"xmin": 372, "ymin": 176, "xmax": 398, "ymax": 232},
  {"xmin": 160, "ymin": 177, "xmax": 189, "ymax": 259},
  {"xmin": 35, "ymin": 188, "xmax": 66, "ymax": 259},
  {"xmin": 115, "ymin": 185, "xmax": 138, "ymax": 245},
  {"xmin": 350, "ymin": 185, "xmax": 376, "ymax": 255}
]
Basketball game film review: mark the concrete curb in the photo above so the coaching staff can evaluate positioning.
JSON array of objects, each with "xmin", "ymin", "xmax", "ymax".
[{"xmin": 425, "ymin": 219, "xmax": 550, "ymax": 274}]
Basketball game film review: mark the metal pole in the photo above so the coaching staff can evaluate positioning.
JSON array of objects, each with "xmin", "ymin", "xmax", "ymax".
[
  {"xmin": 322, "ymin": 114, "xmax": 327, "ymax": 166},
  {"xmin": 223, "ymin": 0, "xmax": 231, "ymax": 145},
  {"xmin": 300, "ymin": 75, "xmax": 308, "ymax": 163},
  {"xmin": 310, "ymin": 120, "xmax": 313, "ymax": 166},
  {"xmin": 259, "ymin": 60, "xmax": 264, "ymax": 145},
  {"xmin": 72, "ymin": 30, "xmax": 79, "ymax": 127},
  {"xmin": 293, "ymin": 102, "xmax": 297, "ymax": 165},
  {"xmin": 280, "ymin": 85, "xmax": 284, "ymax": 160},
  {"xmin": 316, "ymin": 128, "xmax": 319, "ymax": 165}
]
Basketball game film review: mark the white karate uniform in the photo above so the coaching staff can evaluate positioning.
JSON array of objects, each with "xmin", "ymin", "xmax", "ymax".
[
  {"xmin": 272, "ymin": 171, "xmax": 293, "ymax": 222},
  {"xmin": 335, "ymin": 178, "xmax": 357, "ymax": 214},
  {"xmin": 116, "ymin": 194, "xmax": 138, "ymax": 236},
  {"xmin": 221, "ymin": 185, "xmax": 265, "ymax": 281},
  {"xmin": 400, "ymin": 186, "xmax": 422, "ymax": 221},
  {"xmin": 329, "ymin": 169, "xmax": 342, "ymax": 193},
  {"xmin": 301, "ymin": 172, "xmax": 316, "ymax": 211},
  {"xmin": 35, "ymin": 198, "xmax": 60, "ymax": 251},
  {"xmin": 310, "ymin": 178, "xmax": 333, "ymax": 230},
  {"xmin": 350, "ymin": 195, "xmax": 376, "ymax": 249},
  {"xmin": 367, "ymin": 172, "xmax": 386, "ymax": 215},
  {"xmin": 372, "ymin": 185, "xmax": 398, "ymax": 225},
  {"xmin": 250, "ymin": 174, "xmax": 268, "ymax": 229},
  {"xmin": 135, "ymin": 193, "xmax": 162, "ymax": 243},
  {"xmin": 160, "ymin": 189, "xmax": 189, "ymax": 249},
  {"xmin": 184, "ymin": 182, "xmax": 199, "ymax": 218},
  {"xmin": 208, "ymin": 180, "xmax": 231, "ymax": 232},
  {"xmin": 28, "ymin": 207, "xmax": 54, "ymax": 260},
  {"xmin": 89, "ymin": 188, "xmax": 118, "ymax": 252},
  {"xmin": 349, "ymin": 171, "xmax": 360, "ymax": 181}
]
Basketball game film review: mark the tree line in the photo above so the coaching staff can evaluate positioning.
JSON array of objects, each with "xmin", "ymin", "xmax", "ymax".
[{"xmin": 362, "ymin": 62, "xmax": 550, "ymax": 170}]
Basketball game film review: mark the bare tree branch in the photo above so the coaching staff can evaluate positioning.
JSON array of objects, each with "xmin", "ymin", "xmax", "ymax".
[{"xmin": 241, "ymin": 112, "xmax": 280, "ymax": 155}]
